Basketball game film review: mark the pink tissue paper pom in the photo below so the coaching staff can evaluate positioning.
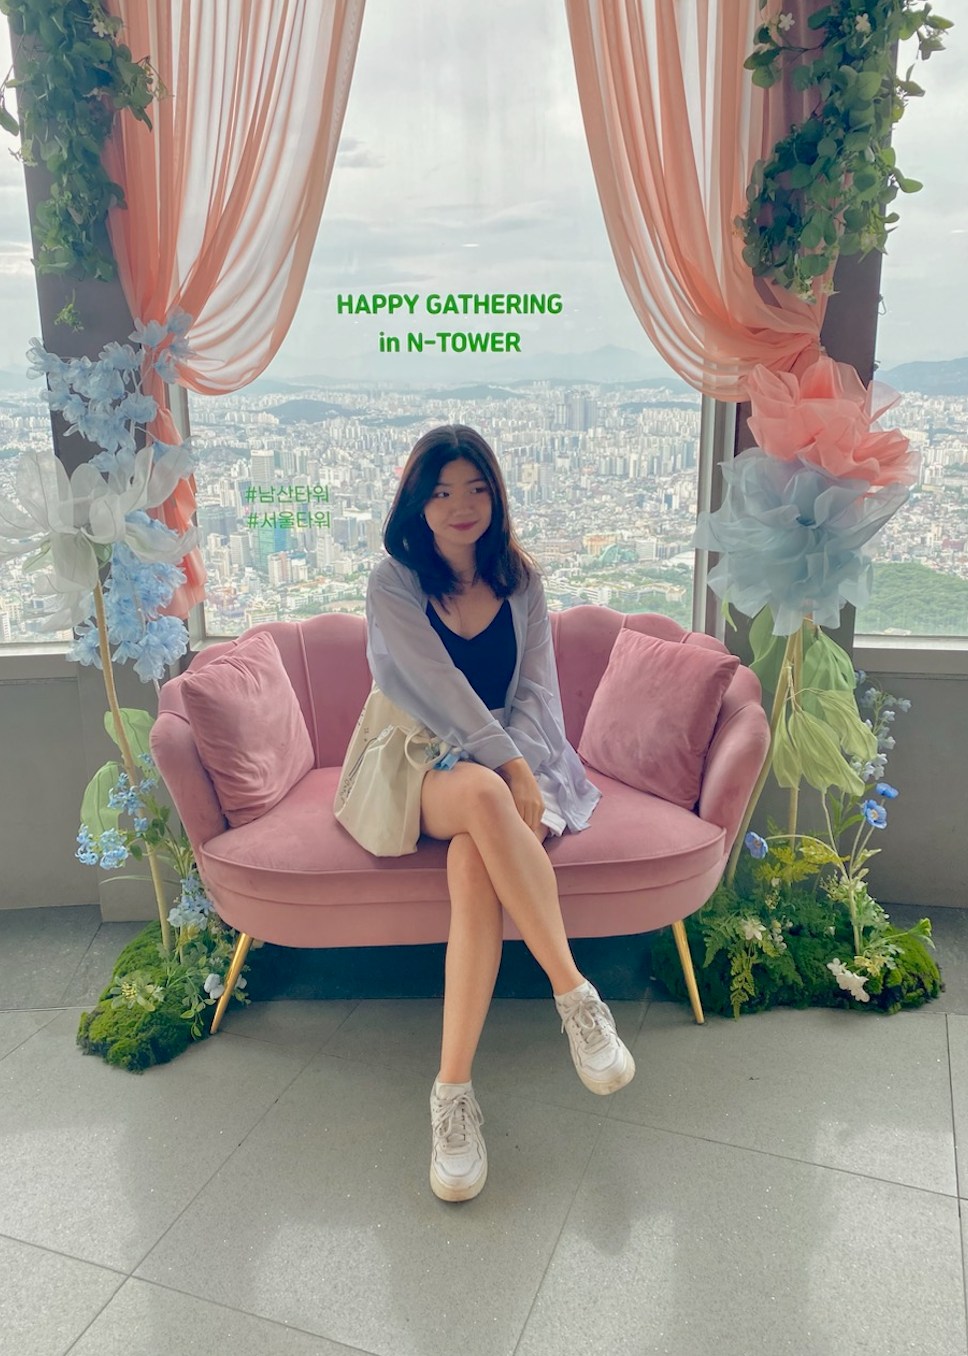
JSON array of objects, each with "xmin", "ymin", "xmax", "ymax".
[{"xmin": 745, "ymin": 356, "xmax": 919, "ymax": 488}]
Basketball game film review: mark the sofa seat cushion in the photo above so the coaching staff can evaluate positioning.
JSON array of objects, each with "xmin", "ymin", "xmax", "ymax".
[{"xmin": 199, "ymin": 767, "xmax": 726, "ymax": 909}]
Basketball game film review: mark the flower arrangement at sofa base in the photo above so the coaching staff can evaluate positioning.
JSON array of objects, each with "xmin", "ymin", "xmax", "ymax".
[
  {"xmin": 651, "ymin": 673, "xmax": 939, "ymax": 1017},
  {"xmin": 74, "ymin": 714, "xmax": 252, "ymax": 1072},
  {"xmin": 651, "ymin": 354, "xmax": 939, "ymax": 1018},
  {"xmin": 0, "ymin": 318, "xmax": 252, "ymax": 1070}
]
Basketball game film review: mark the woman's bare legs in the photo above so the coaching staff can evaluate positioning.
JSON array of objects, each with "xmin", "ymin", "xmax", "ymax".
[
  {"xmin": 423, "ymin": 763, "xmax": 585, "ymax": 1069},
  {"xmin": 438, "ymin": 833, "xmax": 504, "ymax": 1084}
]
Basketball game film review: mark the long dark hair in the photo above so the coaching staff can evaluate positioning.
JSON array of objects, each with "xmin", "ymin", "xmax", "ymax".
[{"xmin": 383, "ymin": 425, "xmax": 537, "ymax": 600}]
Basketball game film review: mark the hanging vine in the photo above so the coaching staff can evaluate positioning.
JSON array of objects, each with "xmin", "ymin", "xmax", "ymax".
[
  {"xmin": 0, "ymin": 0, "xmax": 164, "ymax": 280},
  {"xmin": 740, "ymin": 1, "xmax": 952, "ymax": 299}
]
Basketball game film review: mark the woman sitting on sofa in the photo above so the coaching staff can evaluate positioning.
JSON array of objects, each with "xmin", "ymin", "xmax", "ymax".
[{"xmin": 366, "ymin": 424, "xmax": 635, "ymax": 1203}]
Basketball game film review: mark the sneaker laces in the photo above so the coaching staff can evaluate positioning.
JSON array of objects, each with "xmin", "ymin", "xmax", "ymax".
[
  {"xmin": 432, "ymin": 1093, "xmax": 483, "ymax": 1158},
  {"xmin": 560, "ymin": 997, "xmax": 614, "ymax": 1056}
]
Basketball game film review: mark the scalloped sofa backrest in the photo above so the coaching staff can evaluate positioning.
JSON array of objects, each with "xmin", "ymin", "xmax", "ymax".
[{"xmin": 168, "ymin": 606, "xmax": 757, "ymax": 774}]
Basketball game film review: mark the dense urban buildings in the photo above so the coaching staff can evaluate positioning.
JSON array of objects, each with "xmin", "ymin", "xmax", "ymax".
[{"xmin": 0, "ymin": 377, "xmax": 966, "ymax": 643}]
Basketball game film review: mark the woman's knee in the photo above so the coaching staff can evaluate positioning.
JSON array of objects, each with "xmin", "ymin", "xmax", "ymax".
[{"xmin": 421, "ymin": 763, "xmax": 515, "ymax": 840}]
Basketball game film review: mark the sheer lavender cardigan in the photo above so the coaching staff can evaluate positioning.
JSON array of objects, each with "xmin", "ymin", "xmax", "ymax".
[{"xmin": 364, "ymin": 555, "xmax": 601, "ymax": 832}]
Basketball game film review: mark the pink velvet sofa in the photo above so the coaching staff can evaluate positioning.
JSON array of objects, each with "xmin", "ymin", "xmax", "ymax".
[{"xmin": 150, "ymin": 606, "xmax": 770, "ymax": 1030}]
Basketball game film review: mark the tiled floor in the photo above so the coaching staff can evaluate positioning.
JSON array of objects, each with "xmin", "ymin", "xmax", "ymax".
[{"xmin": 1, "ymin": 903, "xmax": 967, "ymax": 1356}]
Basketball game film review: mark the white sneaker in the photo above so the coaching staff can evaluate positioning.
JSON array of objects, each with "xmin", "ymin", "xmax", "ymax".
[
  {"xmin": 555, "ymin": 980, "xmax": 635, "ymax": 1095},
  {"xmin": 430, "ymin": 1080, "xmax": 487, "ymax": 1202}
]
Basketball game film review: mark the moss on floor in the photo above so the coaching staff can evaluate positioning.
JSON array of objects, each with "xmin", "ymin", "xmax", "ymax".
[{"xmin": 77, "ymin": 922, "xmax": 214, "ymax": 1073}]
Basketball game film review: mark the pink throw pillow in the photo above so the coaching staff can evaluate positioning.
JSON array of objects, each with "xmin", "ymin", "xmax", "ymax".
[
  {"xmin": 578, "ymin": 628, "xmax": 739, "ymax": 810},
  {"xmin": 180, "ymin": 630, "xmax": 314, "ymax": 828}
]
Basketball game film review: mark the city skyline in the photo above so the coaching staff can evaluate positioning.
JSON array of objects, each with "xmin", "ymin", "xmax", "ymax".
[{"xmin": 1, "ymin": 373, "xmax": 965, "ymax": 644}]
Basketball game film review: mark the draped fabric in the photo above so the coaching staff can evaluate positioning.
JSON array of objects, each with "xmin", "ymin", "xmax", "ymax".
[
  {"xmin": 103, "ymin": 0, "xmax": 366, "ymax": 612},
  {"xmin": 565, "ymin": 0, "xmax": 828, "ymax": 400}
]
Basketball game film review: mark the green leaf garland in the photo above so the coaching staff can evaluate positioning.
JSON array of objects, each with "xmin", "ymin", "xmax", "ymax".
[
  {"xmin": 0, "ymin": 0, "xmax": 163, "ymax": 280},
  {"xmin": 740, "ymin": 1, "xmax": 952, "ymax": 298}
]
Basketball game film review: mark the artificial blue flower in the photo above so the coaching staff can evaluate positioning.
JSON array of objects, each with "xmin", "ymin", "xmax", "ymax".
[
  {"xmin": 881, "ymin": 709, "xmax": 895, "ymax": 723},
  {"xmin": 134, "ymin": 816, "xmax": 148, "ymax": 834},
  {"xmin": 153, "ymin": 352, "xmax": 181, "ymax": 384},
  {"xmin": 117, "ymin": 391, "xmax": 159, "ymax": 425},
  {"xmin": 66, "ymin": 627, "xmax": 103, "ymax": 670},
  {"xmin": 745, "ymin": 831, "xmax": 769, "ymax": 859},
  {"xmin": 129, "ymin": 319, "xmax": 168, "ymax": 348},
  {"xmin": 165, "ymin": 309, "xmax": 193, "ymax": 337},
  {"xmin": 70, "ymin": 360, "xmax": 126, "ymax": 403},
  {"xmin": 97, "ymin": 341, "xmax": 141, "ymax": 373},
  {"xmin": 27, "ymin": 337, "xmax": 70, "ymax": 382},
  {"xmin": 875, "ymin": 782, "xmax": 899, "ymax": 799},
  {"xmin": 692, "ymin": 450, "xmax": 909, "ymax": 635},
  {"xmin": 877, "ymin": 734, "xmax": 896, "ymax": 752},
  {"xmin": 130, "ymin": 615, "xmax": 190, "ymax": 681},
  {"xmin": 95, "ymin": 827, "xmax": 130, "ymax": 868},
  {"xmin": 75, "ymin": 826, "xmax": 99, "ymax": 866},
  {"xmin": 853, "ymin": 669, "xmax": 866, "ymax": 684},
  {"xmin": 896, "ymin": 698, "xmax": 912, "ymax": 713},
  {"xmin": 861, "ymin": 800, "xmax": 888, "ymax": 829},
  {"xmin": 860, "ymin": 688, "xmax": 878, "ymax": 708}
]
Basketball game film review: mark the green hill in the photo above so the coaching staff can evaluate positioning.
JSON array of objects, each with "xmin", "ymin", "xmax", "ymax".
[{"xmin": 858, "ymin": 562, "xmax": 968, "ymax": 635}]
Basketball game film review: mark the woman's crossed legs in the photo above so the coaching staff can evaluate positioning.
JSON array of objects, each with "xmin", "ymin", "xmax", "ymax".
[
  {"xmin": 421, "ymin": 762, "xmax": 635, "ymax": 1200},
  {"xmin": 421, "ymin": 761, "xmax": 584, "ymax": 1083}
]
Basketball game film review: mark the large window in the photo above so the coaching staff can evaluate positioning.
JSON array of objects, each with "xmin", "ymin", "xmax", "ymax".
[
  {"xmin": 0, "ymin": 21, "xmax": 53, "ymax": 644},
  {"xmin": 187, "ymin": 0, "xmax": 700, "ymax": 638},
  {"xmin": 856, "ymin": 28, "xmax": 968, "ymax": 637}
]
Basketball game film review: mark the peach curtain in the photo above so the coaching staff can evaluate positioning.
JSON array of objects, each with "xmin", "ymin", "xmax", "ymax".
[
  {"xmin": 565, "ymin": 0, "xmax": 827, "ymax": 400},
  {"xmin": 103, "ymin": 0, "xmax": 366, "ymax": 611}
]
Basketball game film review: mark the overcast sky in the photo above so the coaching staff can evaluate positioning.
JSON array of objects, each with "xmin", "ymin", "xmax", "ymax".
[{"xmin": 0, "ymin": 1, "xmax": 964, "ymax": 381}]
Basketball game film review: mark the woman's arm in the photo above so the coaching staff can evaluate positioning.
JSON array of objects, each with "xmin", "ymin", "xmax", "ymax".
[{"xmin": 366, "ymin": 559, "xmax": 524, "ymax": 770}]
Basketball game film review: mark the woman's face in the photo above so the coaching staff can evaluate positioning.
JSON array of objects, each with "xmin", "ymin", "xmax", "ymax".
[{"xmin": 422, "ymin": 457, "xmax": 493, "ymax": 553}]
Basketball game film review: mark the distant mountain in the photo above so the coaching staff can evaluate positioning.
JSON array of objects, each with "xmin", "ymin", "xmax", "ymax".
[
  {"xmin": 420, "ymin": 383, "xmax": 524, "ymax": 401},
  {"xmin": 269, "ymin": 397, "xmax": 359, "ymax": 423},
  {"xmin": 271, "ymin": 346, "xmax": 680, "ymax": 388},
  {"xmin": 245, "ymin": 377, "xmax": 319, "ymax": 396},
  {"xmin": 878, "ymin": 356, "xmax": 968, "ymax": 396},
  {"xmin": 484, "ymin": 345, "xmax": 675, "ymax": 385},
  {"xmin": 0, "ymin": 370, "xmax": 33, "ymax": 395}
]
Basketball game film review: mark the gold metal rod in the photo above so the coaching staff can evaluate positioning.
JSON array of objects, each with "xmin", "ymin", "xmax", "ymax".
[{"xmin": 671, "ymin": 918, "xmax": 705, "ymax": 1025}]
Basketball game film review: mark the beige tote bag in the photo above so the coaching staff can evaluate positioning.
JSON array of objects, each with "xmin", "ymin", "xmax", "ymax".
[{"xmin": 334, "ymin": 685, "xmax": 456, "ymax": 856}]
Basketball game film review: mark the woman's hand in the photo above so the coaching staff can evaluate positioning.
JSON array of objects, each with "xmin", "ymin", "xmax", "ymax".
[{"xmin": 499, "ymin": 757, "xmax": 545, "ymax": 836}]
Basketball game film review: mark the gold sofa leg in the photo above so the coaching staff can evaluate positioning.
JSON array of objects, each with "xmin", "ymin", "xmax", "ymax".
[
  {"xmin": 211, "ymin": 931, "xmax": 255, "ymax": 1035},
  {"xmin": 671, "ymin": 919, "xmax": 705, "ymax": 1025}
]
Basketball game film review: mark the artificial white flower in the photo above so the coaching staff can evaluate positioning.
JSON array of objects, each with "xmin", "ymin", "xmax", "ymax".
[
  {"xmin": 203, "ymin": 973, "xmax": 225, "ymax": 999},
  {"xmin": 777, "ymin": 12, "xmax": 795, "ymax": 32},
  {"xmin": 827, "ymin": 958, "xmax": 871, "ymax": 1002},
  {"xmin": 855, "ymin": 14, "xmax": 871, "ymax": 35},
  {"xmin": 743, "ymin": 919, "xmax": 766, "ymax": 942},
  {"xmin": 0, "ymin": 444, "xmax": 196, "ymax": 630}
]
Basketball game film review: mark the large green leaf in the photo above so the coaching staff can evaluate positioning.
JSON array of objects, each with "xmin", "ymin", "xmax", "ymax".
[
  {"xmin": 801, "ymin": 629, "xmax": 856, "ymax": 692},
  {"xmin": 803, "ymin": 688, "xmax": 878, "ymax": 764},
  {"xmin": 104, "ymin": 708, "xmax": 155, "ymax": 765},
  {"xmin": 749, "ymin": 608, "xmax": 792, "ymax": 697},
  {"xmin": 771, "ymin": 715, "xmax": 803, "ymax": 790},
  {"xmin": 787, "ymin": 708, "xmax": 865, "ymax": 796},
  {"xmin": 79, "ymin": 760, "xmax": 122, "ymax": 835}
]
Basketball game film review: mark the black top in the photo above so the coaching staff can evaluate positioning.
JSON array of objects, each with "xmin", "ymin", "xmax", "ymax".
[{"xmin": 426, "ymin": 597, "xmax": 516, "ymax": 711}]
